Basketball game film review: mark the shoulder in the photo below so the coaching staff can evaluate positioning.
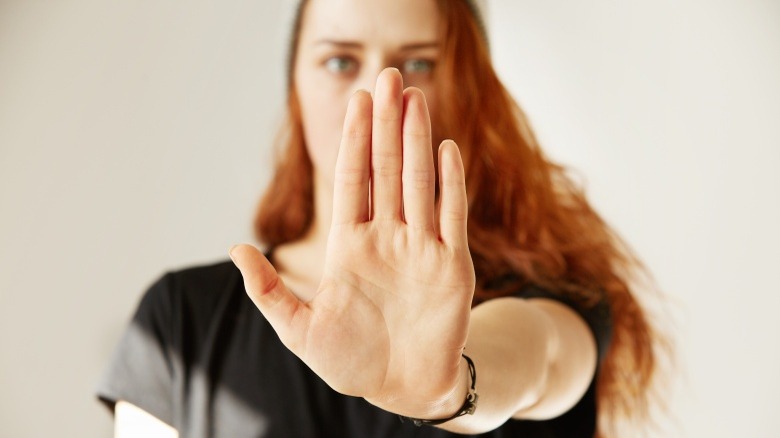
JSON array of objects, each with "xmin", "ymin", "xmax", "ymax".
[
  {"xmin": 165, "ymin": 258, "xmax": 241, "ymax": 294},
  {"xmin": 134, "ymin": 258, "xmax": 243, "ymax": 324},
  {"xmin": 149, "ymin": 258, "xmax": 241, "ymax": 297}
]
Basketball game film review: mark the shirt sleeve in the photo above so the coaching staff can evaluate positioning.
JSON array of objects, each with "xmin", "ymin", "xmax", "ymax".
[{"xmin": 95, "ymin": 272, "xmax": 177, "ymax": 426}]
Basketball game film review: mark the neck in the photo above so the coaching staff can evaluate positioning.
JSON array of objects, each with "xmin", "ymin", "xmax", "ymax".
[
  {"xmin": 301, "ymin": 170, "xmax": 333, "ymax": 256},
  {"xmin": 270, "ymin": 170, "xmax": 333, "ymax": 289}
]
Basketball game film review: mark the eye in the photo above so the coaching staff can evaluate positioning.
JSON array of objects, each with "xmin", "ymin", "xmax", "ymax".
[
  {"xmin": 402, "ymin": 59, "xmax": 435, "ymax": 74},
  {"xmin": 324, "ymin": 56, "xmax": 358, "ymax": 74}
]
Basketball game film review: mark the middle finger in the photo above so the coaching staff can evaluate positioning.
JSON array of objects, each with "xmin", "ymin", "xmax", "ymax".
[{"xmin": 370, "ymin": 68, "xmax": 404, "ymax": 221}]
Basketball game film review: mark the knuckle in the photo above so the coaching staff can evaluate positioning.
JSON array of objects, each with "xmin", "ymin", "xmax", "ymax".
[
  {"xmin": 443, "ymin": 176, "xmax": 465, "ymax": 188},
  {"xmin": 262, "ymin": 274, "xmax": 281, "ymax": 297},
  {"xmin": 443, "ymin": 208, "xmax": 468, "ymax": 222},
  {"xmin": 372, "ymin": 148, "xmax": 401, "ymax": 160},
  {"xmin": 371, "ymin": 150, "xmax": 402, "ymax": 177},
  {"xmin": 402, "ymin": 128, "xmax": 429, "ymax": 139},
  {"xmin": 343, "ymin": 127, "xmax": 371, "ymax": 141},
  {"xmin": 372, "ymin": 163, "xmax": 400, "ymax": 177},
  {"xmin": 405, "ymin": 169, "xmax": 433, "ymax": 190},
  {"xmin": 374, "ymin": 106, "xmax": 403, "ymax": 122},
  {"xmin": 335, "ymin": 167, "xmax": 365, "ymax": 187}
]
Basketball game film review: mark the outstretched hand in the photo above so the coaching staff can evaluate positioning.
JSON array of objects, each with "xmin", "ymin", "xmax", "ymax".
[{"xmin": 230, "ymin": 68, "xmax": 476, "ymax": 418}]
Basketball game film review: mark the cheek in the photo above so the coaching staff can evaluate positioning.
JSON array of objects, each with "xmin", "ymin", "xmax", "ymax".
[{"xmin": 297, "ymin": 81, "xmax": 350, "ymax": 183}]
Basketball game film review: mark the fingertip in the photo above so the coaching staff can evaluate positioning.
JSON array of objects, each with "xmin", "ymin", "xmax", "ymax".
[
  {"xmin": 402, "ymin": 86, "xmax": 426, "ymax": 101},
  {"xmin": 440, "ymin": 138, "xmax": 458, "ymax": 149},
  {"xmin": 229, "ymin": 242, "xmax": 252, "ymax": 256},
  {"xmin": 229, "ymin": 243, "xmax": 267, "ymax": 271},
  {"xmin": 352, "ymin": 88, "xmax": 372, "ymax": 101},
  {"xmin": 382, "ymin": 66, "xmax": 401, "ymax": 78},
  {"xmin": 438, "ymin": 139, "xmax": 454, "ymax": 164},
  {"xmin": 377, "ymin": 67, "xmax": 404, "ymax": 95},
  {"xmin": 402, "ymin": 88, "xmax": 431, "ymax": 133},
  {"xmin": 402, "ymin": 87, "xmax": 429, "ymax": 116},
  {"xmin": 440, "ymin": 140, "xmax": 463, "ymax": 167},
  {"xmin": 346, "ymin": 90, "xmax": 372, "ymax": 121},
  {"xmin": 229, "ymin": 243, "xmax": 249, "ymax": 265},
  {"xmin": 343, "ymin": 90, "xmax": 373, "ymax": 135}
]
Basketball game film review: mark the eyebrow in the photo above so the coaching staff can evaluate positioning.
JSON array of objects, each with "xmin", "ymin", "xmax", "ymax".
[{"xmin": 314, "ymin": 39, "xmax": 439, "ymax": 51}]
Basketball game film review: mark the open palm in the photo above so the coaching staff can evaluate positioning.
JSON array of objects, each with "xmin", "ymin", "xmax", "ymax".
[{"xmin": 231, "ymin": 68, "xmax": 475, "ymax": 418}]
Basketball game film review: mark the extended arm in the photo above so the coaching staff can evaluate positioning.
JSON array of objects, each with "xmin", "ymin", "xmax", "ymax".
[
  {"xmin": 230, "ymin": 68, "xmax": 600, "ymax": 435},
  {"xmin": 433, "ymin": 297, "xmax": 597, "ymax": 434}
]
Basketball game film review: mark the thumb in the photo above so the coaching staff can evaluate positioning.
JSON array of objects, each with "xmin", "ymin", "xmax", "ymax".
[{"xmin": 229, "ymin": 244, "xmax": 310, "ymax": 352}]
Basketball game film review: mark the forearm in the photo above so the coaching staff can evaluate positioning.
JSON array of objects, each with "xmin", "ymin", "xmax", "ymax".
[
  {"xmin": 433, "ymin": 297, "xmax": 558, "ymax": 434},
  {"xmin": 422, "ymin": 295, "xmax": 598, "ymax": 434}
]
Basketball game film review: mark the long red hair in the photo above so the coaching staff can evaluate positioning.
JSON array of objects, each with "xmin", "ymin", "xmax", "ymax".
[{"xmin": 255, "ymin": 1, "xmax": 667, "ymax": 436}]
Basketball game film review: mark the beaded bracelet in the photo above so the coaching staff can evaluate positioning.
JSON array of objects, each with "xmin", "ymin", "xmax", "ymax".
[{"xmin": 398, "ymin": 354, "xmax": 479, "ymax": 426}]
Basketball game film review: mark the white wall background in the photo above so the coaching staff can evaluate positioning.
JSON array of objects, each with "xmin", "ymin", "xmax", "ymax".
[{"xmin": 1, "ymin": 0, "xmax": 778, "ymax": 436}]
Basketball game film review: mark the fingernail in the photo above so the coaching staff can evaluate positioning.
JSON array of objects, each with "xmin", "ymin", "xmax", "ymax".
[{"xmin": 229, "ymin": 244, "xmax": 238, "ymax": 261}]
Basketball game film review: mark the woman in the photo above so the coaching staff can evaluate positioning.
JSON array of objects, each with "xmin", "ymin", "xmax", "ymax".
[{"xmin": 97, "ymin": 0, "xmax": 662, "ymax": 436}]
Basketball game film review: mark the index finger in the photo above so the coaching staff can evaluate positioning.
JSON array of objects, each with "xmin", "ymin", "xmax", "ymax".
[{"xmin": 332, "ymin": 89, "xmax": 373, "ymax": 226}]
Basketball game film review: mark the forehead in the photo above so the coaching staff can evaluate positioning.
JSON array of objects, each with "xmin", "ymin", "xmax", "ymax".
[{"xmin": 300, "ymin": 0, "xmax": 441, "ymax": 45}]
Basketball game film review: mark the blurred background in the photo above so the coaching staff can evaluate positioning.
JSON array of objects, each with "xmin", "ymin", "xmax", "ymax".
[{"xmin": 1, "ymin": 0, "xmax": 778, "ymax": 436}]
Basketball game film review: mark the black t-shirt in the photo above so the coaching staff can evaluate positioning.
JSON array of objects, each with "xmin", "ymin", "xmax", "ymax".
[{"xmin": 96, "ymin": 254, "xmax": 612, "ymax": 437}]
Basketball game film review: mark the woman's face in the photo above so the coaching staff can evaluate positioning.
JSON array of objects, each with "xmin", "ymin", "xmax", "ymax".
[{"xmin": 293, "ymin": 0, "xmax": 442, "ymax": 188}]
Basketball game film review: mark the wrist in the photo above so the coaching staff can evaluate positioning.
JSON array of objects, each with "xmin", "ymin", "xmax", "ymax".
[
  {"xmin": 418, "ymin": 356, "xmax": 471, "ymax": 419},
  {"xmin": 397, "ymin": 354, "xmax": 479, "ymax": 426}
]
